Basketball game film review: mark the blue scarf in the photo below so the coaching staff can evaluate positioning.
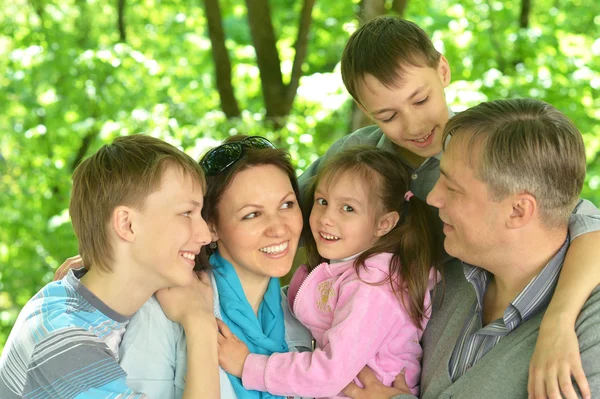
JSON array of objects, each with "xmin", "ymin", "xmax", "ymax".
[{"xmin": 211, "ymin": 252, "xmax": 289, "ymax": 399}]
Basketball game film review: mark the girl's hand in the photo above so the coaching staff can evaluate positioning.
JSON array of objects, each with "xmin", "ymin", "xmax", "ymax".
[
  {"xmin": 54, "ymin": 255, "xmax": 85, "ymax": 281},
  {"xmin": 217, "ymin": 319, "xmax": 249, "ymax": 378},
  {"xmin": 156, "ymin": 271, "xmax": 215, "ymax": 327},
  {"xmin": 528, "ymin": 319, "xmax": 590, "ymax": 399}
]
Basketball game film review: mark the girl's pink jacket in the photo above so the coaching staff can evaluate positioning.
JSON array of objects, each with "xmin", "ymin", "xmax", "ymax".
[{"xmin": 242, "ymin": 252, "xmax": 439, "ymax": 398}]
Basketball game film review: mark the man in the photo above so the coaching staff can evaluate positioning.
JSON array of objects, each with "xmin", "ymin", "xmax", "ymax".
[
  {"xmin": 0, "ymin": 135, "xmax": 219, "ymax": 398},
  {"xmin": 348, "ymin": 98, "xmax": 600, "ymax": 398}
]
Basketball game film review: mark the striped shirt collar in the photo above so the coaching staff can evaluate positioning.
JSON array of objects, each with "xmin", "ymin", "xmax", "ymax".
[{"xmin": 463, "ymin": 237, "xmax": 569, "ymax": 330}]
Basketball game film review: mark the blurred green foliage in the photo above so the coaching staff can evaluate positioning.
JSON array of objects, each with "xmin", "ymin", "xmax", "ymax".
[{"xmin": 1, "ymin": 0, "xmax": 599, "ymax": 350}]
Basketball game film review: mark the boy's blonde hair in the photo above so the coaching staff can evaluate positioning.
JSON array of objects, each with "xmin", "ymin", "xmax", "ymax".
[
  {"xmin": 70, "ymin": 134, "xmax": 206, "ymax": 272},
  {"xmin": 443, "ymin": 98, "xmax": 586, "ymax": 228},
  {"xmin": 341, "ymin": 16, "xmax": 441, "ymax": 104}
]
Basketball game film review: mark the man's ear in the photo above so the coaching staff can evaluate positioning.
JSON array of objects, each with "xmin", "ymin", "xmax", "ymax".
[
  {"xmin": 112, "ymin": 206, "xmax": 136, "ymax": 242},
  {"xmin": 438, "ymin": 55, "xmax": 452, "ymax": 88},
  {"xmin": 376, "ymin": 211, "xmax": 400, "ymax": 237},
  {"xmin": 507, "ymin": 193, "xmax": 536, "ymax": 229}
]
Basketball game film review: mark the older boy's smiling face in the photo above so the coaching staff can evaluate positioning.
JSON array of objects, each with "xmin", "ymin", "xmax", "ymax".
[{"xmin": 356, "ymin": 56, "xmax": 451, "ymax": 164}]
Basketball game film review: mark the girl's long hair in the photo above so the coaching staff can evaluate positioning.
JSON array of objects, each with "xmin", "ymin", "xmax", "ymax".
[{"xmin": 304, "ymin": 146, "xmax": 443, "ymax": 327}]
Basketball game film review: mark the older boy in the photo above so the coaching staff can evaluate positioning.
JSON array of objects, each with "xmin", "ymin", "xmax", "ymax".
[
  {"xmin": 302, "ymin": 16, "xmax": 600, "ymax": 398},
  {"xmin": 0, "ymin": 135, "xmax": 218, "ymax": 398}
]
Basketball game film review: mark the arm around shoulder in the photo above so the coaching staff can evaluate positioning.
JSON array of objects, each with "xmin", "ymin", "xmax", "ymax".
[{"xmin": 576, "ymin": 286, "xmax": 600, "ymax": 397}]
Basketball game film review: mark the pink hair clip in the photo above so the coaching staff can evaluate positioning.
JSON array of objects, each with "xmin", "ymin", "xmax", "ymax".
[{"xmin": 404, "ymin": 191, "xmax": 414, "ymax": 201}]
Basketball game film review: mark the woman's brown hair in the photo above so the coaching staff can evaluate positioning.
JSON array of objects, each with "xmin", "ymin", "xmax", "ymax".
[
  {"xmin": 195, "ymin": 135, "xmax": 301, "ymax": 271},
  {"xmin": 304, "ymin": 146, "xmax": 442, "ymax": 327}
]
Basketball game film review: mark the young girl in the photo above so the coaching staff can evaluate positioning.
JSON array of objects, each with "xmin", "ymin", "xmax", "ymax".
[{"xmin": 218, "ymin": 146, "xmax": 442, "ymax": 398}]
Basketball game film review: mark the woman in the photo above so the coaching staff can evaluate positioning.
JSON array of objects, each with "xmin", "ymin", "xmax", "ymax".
[{"xmin": 116, "ymin": 135, "xmax": 312, "ymax": 398}]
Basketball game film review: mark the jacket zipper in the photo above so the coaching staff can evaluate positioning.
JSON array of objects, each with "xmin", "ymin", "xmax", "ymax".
[{"xmin": 292, "ymin": 263, "xmax": 324, "ymax": 317}]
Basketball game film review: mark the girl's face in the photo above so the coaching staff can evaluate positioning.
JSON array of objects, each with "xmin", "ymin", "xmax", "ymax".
[
  {"xmin": 309, "ymin": 171, "xmax": 391, "ymax": 261},
  {"xmin": 212, "ymin": 164, "xmax": 303, "ymax": 284}
]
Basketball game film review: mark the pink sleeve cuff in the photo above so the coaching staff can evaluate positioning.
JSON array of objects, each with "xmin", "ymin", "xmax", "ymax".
[{"xmin": 241, "ymin": 353, "xmax": 270, "ymax": 392}]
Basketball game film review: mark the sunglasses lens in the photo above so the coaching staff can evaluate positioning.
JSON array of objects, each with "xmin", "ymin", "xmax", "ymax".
[
  {"xmin": 244, "ymin": 136, "xmax": 276, "ymax": 149},
  {"xmin": 201, "ymin": 136, "xmax": 276, "ymax": 176},
  {"xmin": 201, "ymin": 144, "xmax": 242, "ymax": 176}
]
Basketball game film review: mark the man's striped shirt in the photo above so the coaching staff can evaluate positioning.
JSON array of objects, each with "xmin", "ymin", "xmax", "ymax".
[{"xmin": 448, "ymin": 240, "xmax": 568, "ymax": 381}]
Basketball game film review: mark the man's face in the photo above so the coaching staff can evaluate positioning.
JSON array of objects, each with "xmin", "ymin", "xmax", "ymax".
[
  {"xmin": 133, "ymin": 165, "xmax": 212, "ymax": 288},
  {"xmin": 356, "ymin": 57, "xmax": 451, "ymax": 163},
  {"xmin": 426, "ymin": 138, "xmax": 509, "ymax": 266}
]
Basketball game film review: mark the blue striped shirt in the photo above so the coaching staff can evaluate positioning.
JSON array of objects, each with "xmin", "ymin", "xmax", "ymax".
[
  {"xmin": 0, "ymin": 269, "xmax": 146, "ymax": 399},
  {"xmin": 449, "ymin": 239, "xmax": 569, "ymax": 381}
]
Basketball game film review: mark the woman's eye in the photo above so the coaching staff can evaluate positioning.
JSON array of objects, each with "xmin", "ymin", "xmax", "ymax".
[
  {"xmin": 316, "ymin": 198, "xmax": 327, "ymax": 206},
  {"xmin": 281, "ymin": 201, "xmax": 295, "ymax": 209},
  {"xmin": 342, "ymin": 205, "xmax": 354, "ymax": 212},
  {"xmin": 242, "ymin": 212, "xmax": 259, "ymax": 220},
  {"xmin": 182, "ymin": 211, "xmax": 192, "ymax": 217}
]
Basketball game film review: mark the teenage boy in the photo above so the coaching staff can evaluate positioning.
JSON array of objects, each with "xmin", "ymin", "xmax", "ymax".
[
  {"xmin": 300, "ymin": 16, "xmax": 600, "ymax": 398},
  {"xmin": 0, "ymin": 135, "xmax": 218, "ymax": 398}
]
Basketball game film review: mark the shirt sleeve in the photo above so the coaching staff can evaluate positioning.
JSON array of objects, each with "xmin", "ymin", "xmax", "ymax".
[
  {"xmin": 576, "ymin": 286, "xmax": 600, "ymax": 397},
  {"xmin": 242, "ymin": 281, "xmax": 404, "ymax": 397},
  {"xmin": 21, "ymin": 327, "xmax": 146, "ymax": 399},
  {"xmin": 569, "ymin": 199, "xmax": 600, "ymax": 240},
  {"xmin": 119, "ymin": 297, "xmax": 183, "ymax": 399}
]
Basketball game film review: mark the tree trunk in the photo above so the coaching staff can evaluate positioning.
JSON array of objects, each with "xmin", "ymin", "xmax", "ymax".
[
  {"xmin": 359, "ymin": 0, "xmax": 385, "ymax": 23},
  {"xmin": 392, "ymin": 0, "xmax": 408, "ymax": 15},
  {"xmin": 283, "ymin": 0, "xmax": 316, "ymax": 113},
  {"xmin": 117, "ymin": 0, "xmax": 127, "ymax": 42},
  {"xmin": 203, "ymin": 0, "xmax": 241, "ymax": 118},
  {"xmin": 244, "ymin": 0, "xmax": 287, "ymax": 120}
]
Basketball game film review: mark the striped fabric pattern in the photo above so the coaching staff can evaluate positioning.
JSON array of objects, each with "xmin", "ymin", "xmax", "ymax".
[
  {"xmin": 448, "ymin": 240, "xmax": 568, "ymax": 381},
  {"xmin": 0, "ymin": 270, "xmax": 146, "ymax": 399}
]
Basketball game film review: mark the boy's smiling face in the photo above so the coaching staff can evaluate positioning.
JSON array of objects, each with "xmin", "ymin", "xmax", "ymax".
[{"xmin": 356, "ymin": 56, "xmax": 452, "ymax": 163}]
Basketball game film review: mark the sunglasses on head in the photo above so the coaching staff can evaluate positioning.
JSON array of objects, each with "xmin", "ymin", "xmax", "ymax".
[{"xmin": 200, "ymin": 136, "xmax": 276, "ymax": 176}]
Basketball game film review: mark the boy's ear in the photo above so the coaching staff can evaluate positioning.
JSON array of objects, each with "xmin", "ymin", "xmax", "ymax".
[
  {"xmin": 506, "ymin": 193, "xmax": 536, "ymax": 229},
  {"xmin": 208, "ymin": 221, "xmax": 219, "ymax": 242},
  {"xmin": 112, "ymin": 206, "xmax": 136, "ymax": 242},
  {"xmin": 376, "ymin": 211, "xmax": 400, "ymax": 237},
  {"xmin": 437, "ymin": 55, "xmax": 452, "ymax": 88}
]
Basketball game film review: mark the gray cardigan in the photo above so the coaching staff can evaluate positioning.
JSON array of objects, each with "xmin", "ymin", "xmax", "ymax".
[{"xmin": 395, "ymin": 258, "xmax": 600, "ymax": 399}]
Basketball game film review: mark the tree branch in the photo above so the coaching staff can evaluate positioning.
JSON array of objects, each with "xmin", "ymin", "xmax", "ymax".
[
  {"xmin": 117, "ymin": 0, "xmax": 127, "ymax": 42},
  {"xmin": 485, "ymin": 0, "xmax": 507, "ymax": 73},
  {"xmin": 284, "ymin": 0, "xmax": 316, "ymax": 112},
  {"xmin": 71, "ymin": 130, "xmax": 99, "ymax": 172},
  {"xmin": 203, "ymin": 0, "xmax": 240, "ymax": 118},
  {"xmin": 519, "ymin": 0, "xmax": 531, "ymax": 29},
  {"xmin": 244, "ymin": 0, "xmax": 286, "ymax": 119}
]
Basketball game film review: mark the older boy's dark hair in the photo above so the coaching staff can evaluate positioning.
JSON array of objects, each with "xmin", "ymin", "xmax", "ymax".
[
  {"xmin": 341, "ymin": 16, "xmax": 441, "ymax": 104},
  {"xmin": 70, "ymin": 134, "xmax": 206, "ymax": 272},
  {"xmin": 196, "ymin": 135, "xmax": 300, "ymax": 271},
  {"xmin": 304, "ymin": 146, "xmax": 442, "ymax": 327}
]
